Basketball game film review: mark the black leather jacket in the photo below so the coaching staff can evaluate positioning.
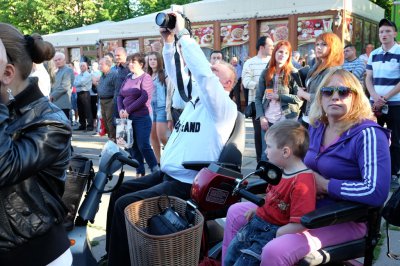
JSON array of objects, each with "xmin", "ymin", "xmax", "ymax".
[{"xmin": 0, "ymin": 80, "xmax": 71, "ymax": 262}]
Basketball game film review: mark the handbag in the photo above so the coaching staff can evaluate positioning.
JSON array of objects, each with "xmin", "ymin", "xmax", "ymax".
[
  {"xmin": 91, "ymin": 84, "xmax": 97, "ymax": 93},
  {"xmin": 382, "ymin": 187, "xmax": 400, "ymax": 260},
  {"xmin": 244, "ymin": 102, "xmax": 256, "ymax": 118},
  {"xmin": 147, "ymin": 195, "xmax": 191, "ymax": 236},
  {"xmin": 116, "ymin": 118, "xmax": 133, "ymax": 148}
]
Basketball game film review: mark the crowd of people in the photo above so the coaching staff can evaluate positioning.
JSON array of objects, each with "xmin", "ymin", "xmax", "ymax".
[{"xmin": 0, "ymin": 12, "xmax": 398, "ymax": 266}]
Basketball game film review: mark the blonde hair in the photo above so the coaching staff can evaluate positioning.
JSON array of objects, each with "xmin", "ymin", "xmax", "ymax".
[{"xmin": 309, "ymin": 69, "xmax": 375, "ymax": 133}]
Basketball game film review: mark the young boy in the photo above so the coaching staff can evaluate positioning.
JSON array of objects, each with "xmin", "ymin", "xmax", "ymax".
[{"xmin": 224, "ymin": 120, "xmax": 316, "ymax": 266}]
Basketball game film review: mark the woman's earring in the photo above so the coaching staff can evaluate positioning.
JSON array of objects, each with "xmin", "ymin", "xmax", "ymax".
[{"xmin": 7, "ymin": 88, "xmax": 14, "ymax": 102}]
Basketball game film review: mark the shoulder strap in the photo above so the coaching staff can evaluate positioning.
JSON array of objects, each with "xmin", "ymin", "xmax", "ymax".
[
  {"xmin": 174, "ymin": 41, "xmax": 192, "ymax": 102},
  {"xmin": 291, "ymin": 71, "xmax": 303, "ymax": 88}
]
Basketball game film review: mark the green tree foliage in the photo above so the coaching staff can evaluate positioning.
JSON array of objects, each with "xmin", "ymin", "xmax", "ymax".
[
  {"xmin": 370, "ymin": 0, "xmax": 392, "ymax": 19},
  {"xmin": 0, "ymin": 0, "xmax": 390, "ymax": 35},
  {"xmin": 0, "ymin": 0, "xmax": 136, "ymax": 34},
  {"xmin": 2, "ymin": 1, "xmax": 82, "ymax": 34},
  {"xmin": 132, "ymin": 0, "xmax": 200, "ymax": 17},
  {"xmin": 0, "ymin": 0, "xmax": 199, "ymax": 34}
]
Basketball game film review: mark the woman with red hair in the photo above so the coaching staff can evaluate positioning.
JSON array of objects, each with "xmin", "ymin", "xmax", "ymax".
[
  {"xmin": 297, "ymin": 32, "xmax": 344, "ymax": 124},
  {"xmin": 254, "ymin": 40, "xmax": 303, "ymax": 161}
]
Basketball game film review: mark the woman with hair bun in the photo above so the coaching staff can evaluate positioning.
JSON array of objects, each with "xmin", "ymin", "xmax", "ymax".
[{"xmin": 0, "ymin": 23, "xmax": 72, "ymax": 265}]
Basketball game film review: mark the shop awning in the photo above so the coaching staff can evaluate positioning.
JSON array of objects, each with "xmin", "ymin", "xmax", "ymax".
[
  {"xmin": 99, "ymin": 0, "xmax": 384, "ymax": 40},
  {"xmin": 43, "ymin": 21, "xmax": 115, "ymax": 47}
]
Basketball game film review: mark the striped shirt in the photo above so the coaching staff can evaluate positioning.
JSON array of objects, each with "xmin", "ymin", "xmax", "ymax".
[
  {"xmin": 366, "ymin": 43, "xmax": 400, "ymax": 104},
  {"xmin": 242, "ymin": 55, "xmax": 270, "ymax": 103},
  {"xmin": 342, "ymin": 57, "xmax": 365, "ymax": 81}
]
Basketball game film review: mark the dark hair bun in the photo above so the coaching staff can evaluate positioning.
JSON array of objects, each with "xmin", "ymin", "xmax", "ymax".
[{"xmin": 30, "ymin": 33, "xmax": 55, "ymax": 63}]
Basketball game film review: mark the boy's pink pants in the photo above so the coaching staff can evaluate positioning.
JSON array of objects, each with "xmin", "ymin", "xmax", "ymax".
[{"xmin": 222, "ymin": 202, "xmax": 367, "ymax": 266}]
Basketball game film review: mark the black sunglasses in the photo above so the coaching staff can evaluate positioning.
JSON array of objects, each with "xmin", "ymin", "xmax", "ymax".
[{"xmin": 320, "ymin": 86, "xmax": 354, "ymax": 98}]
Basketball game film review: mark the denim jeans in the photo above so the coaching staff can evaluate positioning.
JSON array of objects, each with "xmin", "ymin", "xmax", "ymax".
[
  {"xmin": 224, "ymin": 215, "xmax": 279, "ymax": 266},
  {"xmin": 128, "ymin": 114, "xmax": 158, "ymax": 174},
  {"xmin": 151, "ymin": 101, "xmax": 167, "ymax": 123}
]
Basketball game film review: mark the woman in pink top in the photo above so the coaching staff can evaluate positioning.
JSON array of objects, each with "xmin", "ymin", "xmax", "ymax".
[{"xmin": 117, "ymin": 53, "xmax": 159, "ymax": 177}]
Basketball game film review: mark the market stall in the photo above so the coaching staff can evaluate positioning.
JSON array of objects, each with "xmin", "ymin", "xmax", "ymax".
[
  {"xmin": 43, "ymin": 21, "xmax": 114, "ymax": 62},
  {"xmin": 45, "ymin": 0, "xmax": 384, "ymax": 64}
]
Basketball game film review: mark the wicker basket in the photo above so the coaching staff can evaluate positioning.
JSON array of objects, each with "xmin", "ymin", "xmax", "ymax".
[{"xmin": 125, "ymin": 196, "xmax": 204, "ymax": 266}]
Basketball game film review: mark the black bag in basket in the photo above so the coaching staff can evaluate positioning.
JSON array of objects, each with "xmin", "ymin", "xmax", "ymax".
[{"xmin": 147, "ymin": 195, "xmax": 190, "ymax": 235}]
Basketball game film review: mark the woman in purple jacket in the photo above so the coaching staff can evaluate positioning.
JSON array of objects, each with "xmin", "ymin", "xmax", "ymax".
[
  {"xmin": 223, "ymin": 69, "xmax": 391, "ymax": 265},
  {"xmin": 118, "ymin": 53, "xmax": 159, "ymax": 177},
  {"xmin": 261, "ymin": 69, "xmax": 391, "ymax": 264}
]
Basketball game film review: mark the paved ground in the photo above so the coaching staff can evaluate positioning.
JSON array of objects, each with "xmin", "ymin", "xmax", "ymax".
[{"xmin": 71, "ymin": 118, "xmax": 400, "ymax": 265}]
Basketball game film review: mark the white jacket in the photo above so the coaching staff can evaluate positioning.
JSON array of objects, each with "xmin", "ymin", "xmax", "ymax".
[{"xmin": 161, "ymin": 36, "xmax": 237, "ymax": 184}]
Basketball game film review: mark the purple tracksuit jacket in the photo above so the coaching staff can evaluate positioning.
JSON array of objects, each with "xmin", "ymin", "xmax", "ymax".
[{"xmin": 304, "ymin": 119, "xmax": 391, "ymax": 207}]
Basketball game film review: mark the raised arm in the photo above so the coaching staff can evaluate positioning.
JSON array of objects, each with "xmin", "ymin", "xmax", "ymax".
[
  {"xmin": 165, "ymin": 77, "xmax": 174, "ymax": 123},
  {"xmin": 161, "ymin": 14, "xmax": 235, "ymax": 122}
]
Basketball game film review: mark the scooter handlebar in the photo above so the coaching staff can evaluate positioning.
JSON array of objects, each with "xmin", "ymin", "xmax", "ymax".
[
  {"xmin": 236, "ymin": 188, "xmax": 265, "ymax": 207},
  {"xmin": 116, "ymin": 153, "xmax": 139, "ymax": 168}
]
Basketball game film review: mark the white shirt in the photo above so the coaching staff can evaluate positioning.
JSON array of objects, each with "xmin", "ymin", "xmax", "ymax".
[
  {"xmin": 30, "ymin": 63, "xmax": 51, "ymax": 97},
  {"xmin": 242, "ymin": 55, "xmax": 270, "ymax": 103},
  {"xmin": 161, "ymin": 37, "xmax": 237, "ymax": 184}
]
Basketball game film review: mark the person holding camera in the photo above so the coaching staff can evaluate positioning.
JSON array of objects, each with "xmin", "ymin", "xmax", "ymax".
[{"xmin": 101, "ymin": 12, "xmax": 237, "ymax": 266}]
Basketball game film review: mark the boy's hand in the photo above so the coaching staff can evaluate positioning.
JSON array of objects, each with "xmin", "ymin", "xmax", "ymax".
[
  {"xmin": 244, "ymin": 208, "xmax": 256, "ymax": 221},
  {"xmin": 314, "ymin": 172, "xmax": 329, "ymax": 199}
]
